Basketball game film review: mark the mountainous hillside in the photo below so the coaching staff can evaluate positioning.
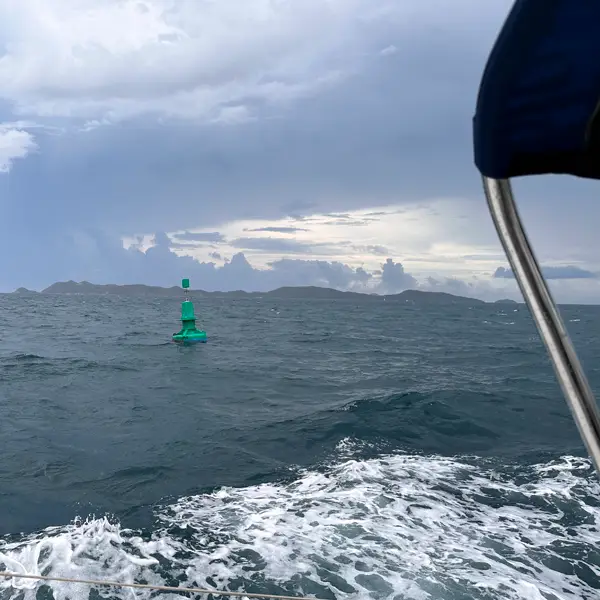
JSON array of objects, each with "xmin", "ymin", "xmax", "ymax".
[{"xmin": 35, "ymin": 280, "xmax": 488, "ymax": 305}]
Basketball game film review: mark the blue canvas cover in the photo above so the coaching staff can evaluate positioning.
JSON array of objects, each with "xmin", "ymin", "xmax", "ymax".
[{"xmin": 473, "ymin": 0, "xmax": 600, "ymax": 180}]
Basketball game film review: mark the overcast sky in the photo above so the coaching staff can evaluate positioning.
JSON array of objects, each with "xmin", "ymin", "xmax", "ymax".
[{"xmin": 1, "ymin": 0, "xmax": 599, "ymax": 302}]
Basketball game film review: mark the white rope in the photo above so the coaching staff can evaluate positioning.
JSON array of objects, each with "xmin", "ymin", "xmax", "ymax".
[{"xmin": 0, "ymin": 571, "xmax": 314, "ymax": 600}]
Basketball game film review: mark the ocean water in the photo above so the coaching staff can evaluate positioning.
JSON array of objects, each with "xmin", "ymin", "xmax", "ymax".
[{"xmin": 0, "ymin": 293, "xmax": 599, "ymax": 600}]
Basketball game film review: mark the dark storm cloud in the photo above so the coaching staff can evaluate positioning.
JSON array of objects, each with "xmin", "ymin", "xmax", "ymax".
[
  {"xmin": 5, "ymin": 0, "xmax": 595, "ymax": 301},
  {"xmin": 0, "ymin": 8, "xmax": 508, "ymax": 243}
]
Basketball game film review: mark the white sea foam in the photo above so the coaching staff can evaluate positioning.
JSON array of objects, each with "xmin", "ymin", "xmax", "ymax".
[{"xmin": 1, "ymin": 448, "xmax": 599, "ymax": 600}]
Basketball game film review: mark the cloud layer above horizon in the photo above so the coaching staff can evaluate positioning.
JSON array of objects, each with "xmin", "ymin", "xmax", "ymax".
[{"xmin": 2, "ymin": 0, "xmax": 600, "ymax": 303}]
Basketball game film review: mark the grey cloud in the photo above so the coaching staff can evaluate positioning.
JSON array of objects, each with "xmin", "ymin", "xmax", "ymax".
[
  {"xmin": 492, "ymin": 267, "xmax": 511, "ymax": 279},
  {"xmin": 352, "ymin": 244, "xmax": 389, "ymax": 256},
  {"xmin": 170, "ymin": 242, "xmax": 206, "ymax": 250},
  {"xmin": 462, "ymin": 254, "xmax": 507, "ymax": 261},
  {"xmin": 379, "ymin": 258, "xmax": 418, "ymax": 293},
  {"xmin": 323, "ymin": 213, "xmax": 352, "ymax": 219},
  {"xmin": 229, "ymin": 236, "xmax": 333, "ymax": 254},
  {"xmin": 494, "ymin": 266, "xmax": 597, "ymax": 280},
  {"xmin": 422, "ymin": 276, "xmax": 515, "ymax": 302},
  {"xmin": 0, "ymin": 229, "xmax": 386, "ymax": 293},
  {"xmin": 334, "ymin": 241, "xmax": 389, "ymax": 255},
  {"xmin": 267, "ymin": 258, "xmax": 373, "ymax": 291},
  {"xmin": 5, "ymin": 1, "xmax": 600, "ymax": 302},
  {"xmin": 244, "ymin": 226, "xmax": 309, "ymax": 233},
  {"xmin": 424, "ymin": 276, "xmax": 475, "ymax": 296},
  {"xmin": 355, "ymin": 267, "xmax": 372, "ymax": 284},
  {"xmin": 0, "ymin": 222, "xmax": 527, "ymax": 301},
  {"xmin": 323, "ymin": 220, "xmax": 372, "ymax": 227},
  {"xmin": 282, "ymin": 200, "xmax": 318, "ymax": 215},
  {"xmin": 288, "ymin": 215, "xmax": 319, "ymax": 222},
  {"xmin": 174, "ymin": 231, "xmax": 226, "ymax": 243},
  {"xmin": 321, "ymin": 213, "xmax": 380, "ymax": 227},
  {"xmin": 0, "ymin": 224, "xmax": 428, "ymax": 295},
  {"xmin": 0, "ymin": 9, "xmax": 506, "ymax": 246}
]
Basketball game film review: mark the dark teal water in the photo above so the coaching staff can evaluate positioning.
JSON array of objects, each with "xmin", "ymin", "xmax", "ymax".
[{"xmin": 0, "ymin": 294, "xmax": 599, "ymax": 599}]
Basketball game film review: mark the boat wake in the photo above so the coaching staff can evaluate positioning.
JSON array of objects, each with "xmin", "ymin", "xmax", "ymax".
[{"xmin": 1, "ymin": 445, "xmax": 599, "ymax": 600}]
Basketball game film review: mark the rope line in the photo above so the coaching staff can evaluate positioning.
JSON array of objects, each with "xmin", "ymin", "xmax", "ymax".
[{"xmin": 0, "ymin": 571, "xmax": 313, "ymax": 600}]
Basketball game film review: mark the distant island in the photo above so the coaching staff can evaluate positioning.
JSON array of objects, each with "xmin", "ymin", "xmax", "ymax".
[{"xmin": 6, "ymin": 280, "xmax": 515, "ymax": 306}]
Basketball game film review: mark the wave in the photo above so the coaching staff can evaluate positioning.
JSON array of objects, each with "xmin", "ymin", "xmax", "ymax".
[
  {"xmin": 247, "ymin": 390, "xmax": 582, "ymax": 463},
  {"xmin": 1, "ymin": 448, "xmax": 598, "ymax": 600},
  {"xmin": 0, "ymin": 353, "xmax": 139, "ymax": 379}
]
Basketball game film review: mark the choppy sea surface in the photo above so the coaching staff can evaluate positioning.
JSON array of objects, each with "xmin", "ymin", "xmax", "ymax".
[{"xmin": 1, "ymin": 293, "xmax": 599, "ymax": 600}]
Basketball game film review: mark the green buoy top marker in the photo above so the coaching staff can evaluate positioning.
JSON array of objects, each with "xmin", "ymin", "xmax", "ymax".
[{"xmin": 172, "ymin": 278, "xmax": 207, "ymax": 344}]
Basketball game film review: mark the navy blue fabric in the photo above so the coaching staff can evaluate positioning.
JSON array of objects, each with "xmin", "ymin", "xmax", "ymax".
[{"xmin": 473, "ymin": 0, "xmax": 600, "ymax": 179}]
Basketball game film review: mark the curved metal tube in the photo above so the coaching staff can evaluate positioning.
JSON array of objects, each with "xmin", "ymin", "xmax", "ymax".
[{"xmin": 483, "ymin": 177, "xmax": 600, "ymax": 474}]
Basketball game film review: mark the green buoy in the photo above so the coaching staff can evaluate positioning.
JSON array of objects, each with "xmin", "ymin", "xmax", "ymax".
[{"xmin": 172, "ymin": 278, "xmax": 207, "ymax": 344}]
